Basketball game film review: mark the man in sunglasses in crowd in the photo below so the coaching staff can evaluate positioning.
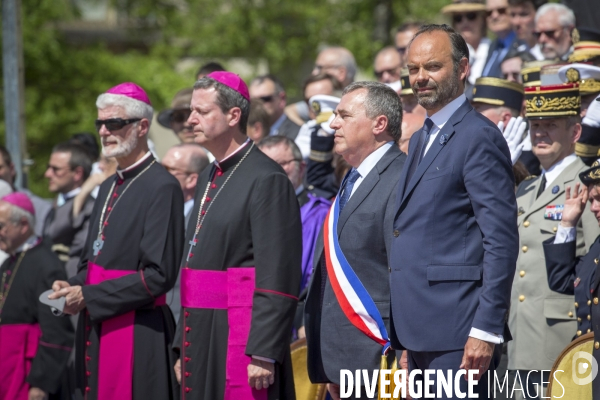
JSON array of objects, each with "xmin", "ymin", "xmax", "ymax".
[
  {"xmin": 394, "ymin": 22, "xmax": 421, "ymax": 68},
  {"xmin": 373, "ymin": 46, "xmax": 402, "ymax": 89},
  {"xmin": 482, "ymin": 0, "xmax": 528, "ymax": 78},
  {"xmin": 157, "ymin": 88, "xmax": 195, "ymax": 144},
  {"xmin": 508, "ymin": 0, "xmax": 547, "ymax": 60},
  {"xmin": 249, "ymin": 74, "xmax": 301, "ymax": 140},
  {"xmin": 534, "ymin": 2, "xmax": 575, "ymax": 61},
  {"xmin": 50, "ymin": 82, "xmax": 184, "ymax": 400}
]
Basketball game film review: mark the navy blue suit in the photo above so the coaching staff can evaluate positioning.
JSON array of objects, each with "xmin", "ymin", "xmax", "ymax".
[{"xmin": 389, "ymin": 99, "xmax": 519, "ymax": 354}]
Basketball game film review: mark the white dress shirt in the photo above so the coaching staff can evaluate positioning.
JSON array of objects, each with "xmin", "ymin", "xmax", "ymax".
[
  {"xmin": 422, "ymin": 94, "xmax": 467, "ymax": 156},
  {"xmin": 468, "ymin": 38, "xmax": 492, "ymax": 86},
  {"xmin": 184, "ymin": 199, "xmax": 194, "ymax": 218},
  {"xmin": 422, "ymin": 94, "xmax": 504, "ymax": 344},
  {"xmin": 346, "ymin": 142, "xmax": 393, "ymax": 198},
  {"xmin": 269, "ymin": 113, "xmax": 287, "ymax": 136}
]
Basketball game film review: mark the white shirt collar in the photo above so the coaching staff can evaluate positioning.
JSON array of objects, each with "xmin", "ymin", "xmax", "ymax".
[
  {"xmin": 269, "ymin": 114, "xmax": 287, "ymax": 136},
  {"xmin": 184, "ymin": 199, "xmax": 194, "ymax": 217},
  {"xmin": 428, "ymin": 94, "xmax": 467, "ymax": 130},
  {"xmin": 57, "ymin": 186, "xmax": 82, "ymax": 207},
  {"xmin": 349, "ymin": 142, "xmax": 393, "ymax": 197},
  {"xmin": 15, "ymin": 235, "xmax": 39, "ymax": 254},
  {"xmin": 541, "ymin": 153, "xmax": 578, "ymax": 188},
  {"xmin": 116, "ymin": 151, "xmax": 153, "ymax": 179},
  {"xmin": 214, "ymin": 139, "xmax": 251, "ymax": 168}
]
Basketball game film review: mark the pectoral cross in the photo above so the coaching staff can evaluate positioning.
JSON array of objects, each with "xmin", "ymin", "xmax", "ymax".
[
  {"xmin": 186, "ymin": 238, "xmax": 197, "ymax": 262},
  {"xmin": 93, "ymin": 238, "xmax": 104, "ymax": 256}
]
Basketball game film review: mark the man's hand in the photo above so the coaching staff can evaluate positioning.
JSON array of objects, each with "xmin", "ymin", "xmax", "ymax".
[
  {"xmin": 49, "ymin": 282, "xmax": 86, "ymax": 315},
  {"xmin": 561, "ymin": 183, "xmax": 589, "ymax": 228},
  {"xmin": 459, "ymin": 337, "xmax": 495, "ymax": 381},
  {"xmin": 29, "ymin": 387, "xmax": 47, "ymax": 400},
  {"xmin": 247, "ymin": 359, "xmax": 275, "ymax": 390},
  {"xmin": 327, "ymin": 383, "xmax": 341, "ymax": 400},
  {"xmin": 582, "ymin": 93, "xmax": 600, "ymax": 127},
  {"xmin": 498, "ymin": 117, "xmax": 527, "ymax": 166},
  {"xmin": 297, "ymin": 326, "xmax": 306, "ymax": 339},
  {"xmin": 174, "ymin": 359, "xmax": 181, "ymax": 384},
  {"xmin": 399, "ymin": 350, "xmax": 412, "ymax": 400}
]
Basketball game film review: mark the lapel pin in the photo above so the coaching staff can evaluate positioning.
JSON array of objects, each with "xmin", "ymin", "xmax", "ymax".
[
  {"xmin": 439, "ymin": 134, "xmax": 448, "ymax": 145},
  {"xmin": 552, "ymin": 185, "xmax": 559, "ymax": 194}
]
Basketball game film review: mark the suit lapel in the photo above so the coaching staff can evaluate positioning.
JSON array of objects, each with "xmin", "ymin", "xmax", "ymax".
[
  {"xmin": 338, "ymin": 146, "xmax": 400, "ymax": 234},
  {"xmin": 399, "ymin": 100, "xmax": 472, "ymax": 208},
  {"xmin": 396, "ymin": 128, "xmax": 421, "ymax": 210}
]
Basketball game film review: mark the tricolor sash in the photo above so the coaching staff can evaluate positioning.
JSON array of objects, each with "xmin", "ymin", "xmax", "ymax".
[
  {"xmin": 323, "ymin": 190, "xmax": 398, "ymax": 399},
  {"xmin": 85, "ymin": 262, "xmax": 165, "ymax": 400}
]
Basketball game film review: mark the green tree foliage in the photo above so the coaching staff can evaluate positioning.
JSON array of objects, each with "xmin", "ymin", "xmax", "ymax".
[{"xmin": 1, "ymin": 0, "xmax": 449, "ymax": 197}]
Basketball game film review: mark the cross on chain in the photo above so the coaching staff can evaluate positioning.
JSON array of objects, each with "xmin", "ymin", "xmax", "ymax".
[
  {"xmin": 93, "ymin": 239, "xmax": 104, "ymax": 256},
  {"xmin": 186, "ymin": 236, "xmax": 198, "ymax": 262}
]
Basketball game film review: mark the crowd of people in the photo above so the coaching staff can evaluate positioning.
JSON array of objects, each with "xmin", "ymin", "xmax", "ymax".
[{"xmin": 2, "ymin": 0, "xmax": 600, "ymax": 399}]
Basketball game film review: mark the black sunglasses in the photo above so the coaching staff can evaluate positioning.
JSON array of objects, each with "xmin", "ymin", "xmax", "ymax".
[
  {"xmin": 170, "ymin": 110, "xmax": 191, "ymax": 124},
  {"xmin": 95, "ymin": 118, "xmax": 141, "ymax": 132},
  {"xmin": 256, "ymin": 95, "xmax": 275, "ymax": 103},
  {"xmin": 453, "ymin": 12, "xmax": 478, "ymax": 24},
  {"xmin": 374, "ymin": 66, "xmax": 401, "ymax": 79},
  {"xmin": 532, "ymin": 28, "xmax": 564, "ymax": 40}
]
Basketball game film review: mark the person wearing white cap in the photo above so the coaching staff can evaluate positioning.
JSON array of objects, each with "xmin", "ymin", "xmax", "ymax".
[{"xmin": 49, "ymin": 82, "xmax": 185, "ymax": 400}]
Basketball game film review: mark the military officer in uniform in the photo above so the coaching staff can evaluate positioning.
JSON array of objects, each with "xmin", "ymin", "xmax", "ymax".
[
  {"xmin": 508, "ymin": 82, "xmax": 600, "ymax": 399},
  {"xmin": 542, "ymin": 160, "xmax": 600, "ymax": 398}
]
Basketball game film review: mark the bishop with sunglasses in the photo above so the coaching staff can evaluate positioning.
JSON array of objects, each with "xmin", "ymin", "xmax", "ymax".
[{"xmin": 50, "ymin": 82, "xmax": 185, "ymax": 400}]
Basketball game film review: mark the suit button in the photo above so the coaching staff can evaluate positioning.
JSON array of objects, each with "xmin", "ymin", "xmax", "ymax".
[
  {"xmin": 575, "ymin": 302, "xmax": 579, "ymax": 308},
  {"xmin": 595, "ymin": 298, "xmax": 599, "ymax": 305},
  {"xmin": 589, "ymin": 315, "xmax": 592, "ymax": 320},
  {"xmin": 553, "ymin": 226, "xmax": 558, "ymax": 233},
  {"xmin": 595, "ymin": 259, "xmax": 599, "ymax": 265},
  {"xmin": 522, "ymin": 246, "xmax": 528, "ymax": 253},
  {"xmin": 578, "ymin": 317, "xmax": 582, "ymax": 322},
  {"xmin": 596, "ymin": 342, "xmax": 600, "ymax": 350},
  {"xmin": 568, "ymin": 312, "xmax": 574, "ymax": 317},
  {"xmin": 589, "ymin": 300, "xmax": 592, "ymax": 306},
  {"xmin": 519, "ymin": 270, "xmax": 525, "ymax": 277},
  {"xmin": 393, "ymin": 230, "xmax": 400, "ymax": 237},
  {"xmin": 523, "ymin": 221, "xmax": 530, "ymax": 227},
  {"xmin": 519, "ymin": 295, "xmax": 525, "ymax": 302},
  {"xmin": 588, "ymin": 329, "xmax": 592, "ymax": 333},
  {"xmin": 577, "ymin": 330, "xmax": 582, "ymax": 336}
]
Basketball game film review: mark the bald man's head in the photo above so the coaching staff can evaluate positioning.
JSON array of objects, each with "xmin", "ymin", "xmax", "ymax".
[
  {"xmin": 374, "ymin": 46, "xmax": 402, "ymax": 84},
  {"xmin": 162, "ymin": 144, "xmax": 210, "ymax": 201},
  {"xmin": 312, "ymin": 46, "xmax": 357, "ymax": 87}
]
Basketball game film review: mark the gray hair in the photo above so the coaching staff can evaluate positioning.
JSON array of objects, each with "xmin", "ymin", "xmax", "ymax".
[
  {"xmin": 8, "ymin": 203, "xmax": 35, "ymax": 231},
  {"xmin": 322, "ymin": 46, "xmax": 357, "ymax": 83},
  {"xmin": 535, "ymin": 3, "xmax": 576, "ymax": 27},
  {"xmin": 194, "ymin": 77, "xmax": 250, "ymax": 134},
  {"xmin": 96, "ymin": 94, "xmax": 154, "ymax": 128},
  {"xmin": 342, "ymin": 81, "xmax": 403, "ymax": 142},
  {"xmin": 257, "ymin": 136, "xmax": 303, "ymax": 161},
  {"xmin": 250, "ymin": 74, "xmax": 285, "ymax": 95}
]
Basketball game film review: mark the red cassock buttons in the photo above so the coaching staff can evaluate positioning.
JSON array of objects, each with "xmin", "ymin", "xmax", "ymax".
[
  {"xmin": 86, "ymin": 356, "xmax": 91, "ymax": 361},
  {"xmin": 185, "ymin": 327, "xmax": 191, "ymax": 332},
  {"xmin": 86, "ymin": 371, "xmax": 91, "ymax": 377},
  {"xmin": 185, "ymin": 388, "xmax": 191, "ymax": 393},
  {"xmin": 117, "ymin": 179, "xmax": 124, "ymax": 185},
  {"xmin": 185, "ymin": 311, "xmax": 190, "ymax": 317},
  {"xmin": 185, "ymin": 372, "xmax": 191, "ymax": 377},
  {"xmin": 184, "ymin": 357, "xmax": 191, "ymax": 362},
  {"xmin": 205, "ymin": 197, "xmax": 211, "ymax": 202},
  {"xmin": 185, "ymin": 341, "xmax": 190, "ymax": 347},
  {"xmin": 217, "ymin": 170, "xmax": 223, "ymax": 176},
  {"xmin": 86, "ymin": 341, "xmax": 91, "ymax": 346},
  {"xmin": 86, "ymin": 387, "xmax": 91, "ymax": 392},
  {"xmin": 211, "ymin": 183, "xmax": 217, "ymax": 189}
]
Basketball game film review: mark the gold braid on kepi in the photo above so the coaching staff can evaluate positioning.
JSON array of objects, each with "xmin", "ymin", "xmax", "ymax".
[
  {"xmin": 521, "ymin": 60, "xmax": 556, "ymax": 88},
  {"xmin": 524, "ymin": 83, "xmax": 581, "ymax": 119},
  {"xmin": 558, "ymin": 63, "xmax": 600, "ymax": 96},
  {"xmin": 580, "ymin": 161, "xmax": 600, "ymax": 186},
  {"xmin": 568, "ymin": 27, "xmax": 600, "ymax": 63},
  {"xmin": 472, "ymin": 77, "xmax": 524, "ymax": 111},
  {"xmin": 400, "ymin": 68, "xmax": 412, "ymax": 96}
]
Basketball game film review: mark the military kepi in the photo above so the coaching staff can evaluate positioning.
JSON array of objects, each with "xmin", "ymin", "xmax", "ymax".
[
  {"xmin": 579, "ymin": 160, "xmax": 600, "ymax": 186},
  {"xmin": 525, "ymin": 83, "xmax": 581, "ymax": 119},
  {"xmin": 472, "ymin": 77, "xmax": 524, "ymax": 111},
  {"xmin": 400, "ymin": 68, "xmax": 412, "ymax": 96}
]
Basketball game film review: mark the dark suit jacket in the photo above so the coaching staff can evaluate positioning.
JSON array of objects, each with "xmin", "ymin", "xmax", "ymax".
[
  {"xmin": 277, "ymin": 115, "xmax": 301, "ymax": 141},
  {"xmin": 389, "ymin": 100, "xmax": 519, "ymax": 352},
  {"xmin": 305, "ymin": 145, "xmax": 406, "ymax": 384},
  {"xmin": 483, "ymin": 34, "xmax": 527, "ymax": 78}
]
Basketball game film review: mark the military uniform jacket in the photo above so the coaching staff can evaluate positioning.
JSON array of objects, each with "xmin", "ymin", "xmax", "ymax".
[{"xmin": 509, "ymin": 157, "xmax": 600, "ymax": 371}]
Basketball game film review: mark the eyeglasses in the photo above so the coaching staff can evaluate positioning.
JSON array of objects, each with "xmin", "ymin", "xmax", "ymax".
[
  {"xmin": 278, "ymin": 159, "xmax": 301, "ymax": 168},
  {"xmin": 255, "ymin": 95, "xmax": 275, "ymax": 103},
  {"xmin": 453, "ymin": 12, "xmax": 478, "ymax": 24},
  {"xmin": 95, "ymin": 118, "xmax": 141, "ymax": 132},
  {"xmin": 170, "ymin": 110, "xmax": 191, "ymax": 124},
  {"xmin": 46, "ymin": 164, "xmax": 70, "ymax": 174},
  {"xmin": 486, "ymin": 7, "xmax": 507, "ymax": 17},
  {"xmin": 396, "ymin": 47, "xmax": 407, "ymax": 55},
  {"xmin": 374, "ymin": 65, "xmax": 401, "ymax": 79},
  {"xmin": 533, "ymin": 28, "xmax": 564, "ymax": 40}
]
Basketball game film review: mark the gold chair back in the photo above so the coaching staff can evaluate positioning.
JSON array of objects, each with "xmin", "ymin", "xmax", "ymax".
[
  {"xmin": 547, "ymin": 332, "xmax": 594, "ymax": 399},
  {"xmin": 291, "ymin": 338, "xmax": 328, "ymax": 400}
]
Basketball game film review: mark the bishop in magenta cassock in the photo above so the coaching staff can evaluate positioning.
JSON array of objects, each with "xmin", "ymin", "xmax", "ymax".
[
  {"xmin": 173, "ymin": 72, "xmax": 302, "ymax": 399},
  {"xmin": 50, "ymin": 83, "xmax": 185, "ymax": 400}
]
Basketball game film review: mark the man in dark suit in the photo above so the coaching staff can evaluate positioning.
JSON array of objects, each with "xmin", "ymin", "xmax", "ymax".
[
  {"xmin": 389, "ymin": 24, "xmax": 519, "ymax": 399},
  {"xmin": 305, "ymin": 81, "xmax": 406, "ymax": 399}
]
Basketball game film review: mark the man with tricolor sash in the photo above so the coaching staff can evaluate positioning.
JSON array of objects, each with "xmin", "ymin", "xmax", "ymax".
[
  {"xmin": 173, "ymin": 72, "xmax": 302, "ymax": 399},
  {"xmin": 304, "ymin": 81, "xmax": 406, "ymax": 399},
  {"xmin": 50, "ymin": 82, "xmax": 185, "ymax": 400}
]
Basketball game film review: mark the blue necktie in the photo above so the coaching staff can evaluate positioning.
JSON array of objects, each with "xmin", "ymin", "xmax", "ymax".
[
  {"xmin": 339, "ymin": 169, "xmax": 361, "ymax": 211},
  {"xmin": 405, "ymin": 118, "xmax": 434, "ymax": 187}
]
